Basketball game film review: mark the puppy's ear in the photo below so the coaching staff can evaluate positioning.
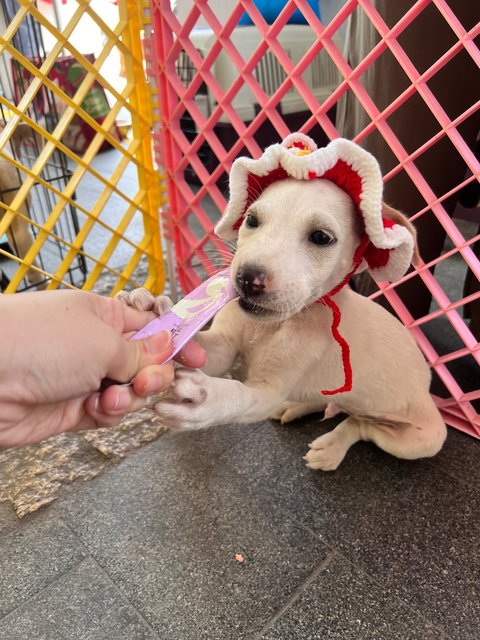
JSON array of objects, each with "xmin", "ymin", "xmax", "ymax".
[{"xmin": 382, "ymin": 202, "xmax": 420, "ymax": 266}]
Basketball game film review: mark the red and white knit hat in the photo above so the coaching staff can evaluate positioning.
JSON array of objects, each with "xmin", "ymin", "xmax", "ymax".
[{"xmin": 215, "ymin": 132, "xmax": 414, "ymax": 283}]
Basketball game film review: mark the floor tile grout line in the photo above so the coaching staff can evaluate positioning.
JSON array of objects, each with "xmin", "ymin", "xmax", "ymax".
[
  {"xmin": 253, "ymin": 550, "xmax": 337, "ymax": 639},
  {"xmin": 423, "ymin": 455, "xmax": 480, "ymax": 493},
  {"xmin": 57, "ymin": 516, "xmax": 161, "ymax": 638},
  {"xmin": 0, "ymin": 515, "xmax": 91, "ymax": 622},
  {"xmin": 208, "ymin": 421, "xmax": 268, "ymax": 460},
  {"xmin": 227, "ymin": 476, "xmax": 454, "ymax": 640},
  {"xmin": 0, "ymin": 557, "xmax": 86, "ymax": 624},
  {"xmin": 320, "ymin": 547, "xmax": 453, "ymax": 640},
  {"xmin": 267, "ymin": 502, "xmax": 453, "ymax": 639},
  {"xmin": 223, "ymin": 421, "xmax": 480, "ymax": 518},
  {"xmin": 221, "ymin": 418, "xmax": 480, "ymax": 496},
  {"xmin": 303, "ymin": 532, "xmax": 452, "ymax": 636}
]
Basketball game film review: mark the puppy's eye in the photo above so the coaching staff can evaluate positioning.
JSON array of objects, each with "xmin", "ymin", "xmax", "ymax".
[
  {"xmin": 245, "ymin": 214, "xmax": 259, "ymax": 228},
  {"xmin": 309, "ymin": 230, "xmax": 335, "ymax": 246}
]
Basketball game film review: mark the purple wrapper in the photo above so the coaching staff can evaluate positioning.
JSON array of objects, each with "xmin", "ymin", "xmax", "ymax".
[{"xmin": 130, "ymin": 268, "xmax": 238, "ymax": 361}]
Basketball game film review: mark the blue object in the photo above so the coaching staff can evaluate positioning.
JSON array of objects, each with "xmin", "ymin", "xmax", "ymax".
[{"xmin": 238, "ymin": 0, "xmax": 321, "ymax": 25}]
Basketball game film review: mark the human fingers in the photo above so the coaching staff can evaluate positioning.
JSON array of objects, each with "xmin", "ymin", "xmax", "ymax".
[
  {"xmin": 174, "ymin": 340, "xmax": 208, "ymax": 369},
  {"xmin": 117, "ymin": 298, "xmax": 158, "ymax": 331},
  {"xmin": 131, "ymin": 362, "xmax": 175, "ymax": 397},
  {"xmin": 120, "ymin": 335, "xmax": 208, "ymax": 367},
  {"xmin": 85, "ymin": 389, "xmax": 145, "ymax": 422},
  {"xmin": 91, "ymin": 293, "xmax": 157, "ymax": 334},
  {"xmin": 105, "ymin": 330, "xmax": 173, "ymax": 384}
]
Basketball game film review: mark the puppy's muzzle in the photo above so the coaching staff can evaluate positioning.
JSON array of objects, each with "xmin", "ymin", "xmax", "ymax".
[{"xmin": 235, "ymin": 266, "xmax": 266, "ymax": 298}]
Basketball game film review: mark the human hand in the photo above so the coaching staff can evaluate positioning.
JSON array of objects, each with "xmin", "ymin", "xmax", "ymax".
[{"xmin": 0, "ymin": 289, "xmax": 207, "ymax": 447}]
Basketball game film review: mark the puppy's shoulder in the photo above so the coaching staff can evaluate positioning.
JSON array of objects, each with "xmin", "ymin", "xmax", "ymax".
[
  {"xmin": 340, "ymin": 288, "xmax": 395, "ymax": 320},
  {"xmin": 340, "ymin": 288, "xmax": 418, "ymax": 347}
]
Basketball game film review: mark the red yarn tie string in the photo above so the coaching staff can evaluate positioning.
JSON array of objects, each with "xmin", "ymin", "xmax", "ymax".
[
  {"xmin": 320, "ymin": 296, "xmax": 353, "ymax": 396},
  {"xmin": 317, "ymin": 234, "xmax": 370, "ymax": 396}
]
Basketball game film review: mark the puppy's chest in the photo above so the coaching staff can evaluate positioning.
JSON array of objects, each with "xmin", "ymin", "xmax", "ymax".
[
  {"xmin": 228, "ymin": 310, "xmax": 341, "ymax": 391},
  {"xmin": 228, "ymin": 353, "xmax": 249, "ymax": 382},
  {"xmin": 229, "ymin": 318, "xmax": 326, "ymax": 382},
  {"xmin": 227, "ymin": 332, "xmax": 263, "ymax": 381},
  {"xmin": 228, "ymin": 325, "xmax": 281, "ymax": 382}
]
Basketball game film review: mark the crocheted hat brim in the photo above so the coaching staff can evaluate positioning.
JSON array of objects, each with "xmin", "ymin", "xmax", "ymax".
[{"xmin": 215, "ymin": 134, "xmax": 414, "ymax": 283}]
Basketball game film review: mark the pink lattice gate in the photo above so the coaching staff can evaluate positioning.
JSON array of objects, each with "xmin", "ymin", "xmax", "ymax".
[{"xmin": 146, "ymin": 0, "xmax": 480, "ymax": 437}]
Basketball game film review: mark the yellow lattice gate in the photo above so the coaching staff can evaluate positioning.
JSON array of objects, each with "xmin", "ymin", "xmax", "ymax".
[{"xmin": 0, "ymin": 0, "xmax": 165, "ymax": 296}]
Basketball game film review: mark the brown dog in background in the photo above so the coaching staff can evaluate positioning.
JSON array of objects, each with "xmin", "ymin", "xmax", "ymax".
[{"xmin": 0, "ymin": 121, "xmax": 46, "ymax": 289}]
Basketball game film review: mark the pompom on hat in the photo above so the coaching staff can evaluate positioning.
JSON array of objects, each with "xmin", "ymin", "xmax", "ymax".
[
  {"xmin": 215, "ymin": 133, "xmax": 414, "ymax": 283},
  {"xmin": 216, "ymin": 134, "xmax": 416, "ymax": 396}
]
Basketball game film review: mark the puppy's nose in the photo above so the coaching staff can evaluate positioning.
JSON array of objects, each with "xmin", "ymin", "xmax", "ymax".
[{"xmin": 235, "ymin": 267, "xmax": 267, "ymax": 297}]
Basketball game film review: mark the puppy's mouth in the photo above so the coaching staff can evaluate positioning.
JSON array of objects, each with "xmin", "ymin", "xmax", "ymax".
[
  {"xmin": 237, "ymin": 295, "xmax": 305, "ymax": 321},
  {"xmin": 238, "ymin": 296, "xmax": 275, "ymax": 317}
]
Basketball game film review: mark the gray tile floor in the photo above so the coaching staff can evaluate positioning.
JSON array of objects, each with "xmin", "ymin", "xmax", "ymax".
[{"xmin": 1, "ymin": 417, "xmax": 479, "ymax": 639}]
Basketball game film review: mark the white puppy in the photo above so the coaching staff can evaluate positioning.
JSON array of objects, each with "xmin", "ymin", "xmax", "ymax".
[{"xmin": 120, "ymin": 137, "xmax": 447, "ymax": 470}]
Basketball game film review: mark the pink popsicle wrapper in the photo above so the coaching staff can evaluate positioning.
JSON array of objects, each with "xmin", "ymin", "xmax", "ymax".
[
  {"xmin": 100, "ymin": 269, "xmax": 237, "ymax": 391},
  {"xmin": 130, "ymin": 268, "xmax": 237, "ymax": 362}
]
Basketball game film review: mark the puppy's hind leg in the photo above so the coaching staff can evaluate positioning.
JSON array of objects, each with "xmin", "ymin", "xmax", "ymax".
[
  {"xmin": 305, "ymin": 403, "xmax": 447, "ymax": 472},
  {"xmin": 358, "ymin": 404, "xmax": 447, "ymax": 461},
  {"xmin": 304, "ymin": 416, "xmax": 363, "ymax": 471}
]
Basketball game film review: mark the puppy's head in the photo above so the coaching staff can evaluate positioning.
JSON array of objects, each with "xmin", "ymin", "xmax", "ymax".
[
  {"xmin": 231, "ymin": 178, "xmax": 363, "ymax": 321},
  {"xmin": 217, "ymin": 136, "xmax": 417, "ymax": 322}
]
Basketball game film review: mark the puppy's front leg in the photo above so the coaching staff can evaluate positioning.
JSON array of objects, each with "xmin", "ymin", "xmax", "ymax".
[
  {"xmin": 196, "ymin": 329, "xmax": 239, "ymax": 377},
  {"xmin": 195, "ymin": 301, "xmax": 244, "ymax": 377},
  {"xmin": 154, "ymin": 369, "xmax": 283, "ymax": 430}
]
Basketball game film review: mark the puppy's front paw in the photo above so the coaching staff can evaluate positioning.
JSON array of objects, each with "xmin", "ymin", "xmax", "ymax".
[
  {"xmin": 167, "ymin": 368, "xmax": 208, "ymax": 404},
  {"xmin": 116, "ymin": 288, "xmax": 172, "ymax": 315},
  {"xmin": 154, "ymin": 369, "xmax": 211, "ymax": 430},
  {"xmin": 303, "ymin": 431, "xmax": 348, "ymax": 471}
]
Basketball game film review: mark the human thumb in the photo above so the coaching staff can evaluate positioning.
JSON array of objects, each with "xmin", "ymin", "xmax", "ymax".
[{"xmin": 105, "ymin": 330, "xmax": 173, "ymax": 385}]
